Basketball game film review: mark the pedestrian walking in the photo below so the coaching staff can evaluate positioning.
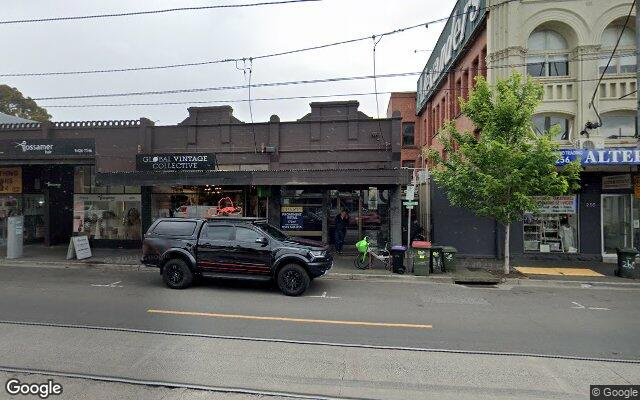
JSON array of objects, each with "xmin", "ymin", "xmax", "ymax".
[{"xmin": 334, "ymin": 210, "xmax": 349, "ymax": 254}]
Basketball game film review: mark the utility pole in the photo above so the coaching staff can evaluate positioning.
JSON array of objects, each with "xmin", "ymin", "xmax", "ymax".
[{"xmin": 636, "ymin": 0, "xmax": 639, "ymax": 138}]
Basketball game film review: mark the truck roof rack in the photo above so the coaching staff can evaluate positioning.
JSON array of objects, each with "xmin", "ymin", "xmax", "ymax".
[{"xmin": 206, "ymin": 216, "xmax": 268, "ymax": 223}]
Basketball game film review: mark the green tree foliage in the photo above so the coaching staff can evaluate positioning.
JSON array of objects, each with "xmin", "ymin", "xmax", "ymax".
[
  {"xmin": 0, "ymin": 84, "xmax": 51, "ymax": 122},
  {"xmin": 428, "ymin": 73, "xmax": 581, "ymax": 273}
]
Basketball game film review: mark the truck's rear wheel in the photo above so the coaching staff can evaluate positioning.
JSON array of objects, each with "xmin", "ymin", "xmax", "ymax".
[
  {"xmin": 277, "ymin": 264, "xmax": 310, "ymax": 296},
  {"xmin": 162, "ymin": 259, "xmax": 193, "ymax": 289}
]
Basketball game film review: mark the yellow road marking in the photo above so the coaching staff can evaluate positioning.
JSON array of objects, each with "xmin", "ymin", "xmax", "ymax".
[
  {"xmin": 147, "ymin": 309, "xmax": 432, "ymax": 329},
  {"xmin": 516, "ymin": 267, "xmax": 604, "ymax": 277}
]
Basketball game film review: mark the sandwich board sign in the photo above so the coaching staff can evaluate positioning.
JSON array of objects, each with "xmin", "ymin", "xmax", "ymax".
[{"xmin": 67, "ymin": 235, "xmax": 92, "ymax": 260}]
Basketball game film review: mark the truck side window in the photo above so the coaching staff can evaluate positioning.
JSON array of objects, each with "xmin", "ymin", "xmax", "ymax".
[
  {"xmin": 202, "ymin": 224, "xmax": 234, "ymax": 241},
  {"xmin": 235, "ymin": 227, "xmax": 261, "ymax": 242}
]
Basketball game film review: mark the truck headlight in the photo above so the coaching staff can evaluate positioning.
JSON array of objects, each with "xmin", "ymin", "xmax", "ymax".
[{"xmin": 309, "ymin": 250, "xmax": 325, "ymax": 258}]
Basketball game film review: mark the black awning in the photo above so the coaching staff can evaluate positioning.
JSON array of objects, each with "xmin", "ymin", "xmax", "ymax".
[{"xmin": 96, "ymin": 168, "xmax": 411, "ymax": 186}]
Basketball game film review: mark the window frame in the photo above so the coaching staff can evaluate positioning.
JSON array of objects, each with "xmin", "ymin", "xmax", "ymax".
[
  {"xmin": 201, "ymin": 223, "xmax": 235, "ymax": 241},
  {"xmin": 600, "ymin": 112, "xmax": 637, "ymax": 139},
  {"xmin": 402, "ymin": 122, "xmax": 416, "ymax": 147},
  {"xmin": 599, "ymin": 24, "xmax": 636, "ymax": 75},
  {"xmin": 234, "ymin": 225, "xmax": 263, "ymax": 243},
  {"xmin": 526, "ymin": 29, "xmax": 570, "ymax": 78},
  {"xmin": 153, "ymin": 220, "xmax": 197, "ymax": 237},
  {"xmin": 532, "ymin": 114, "xmax": 573, "ymax": 141}
]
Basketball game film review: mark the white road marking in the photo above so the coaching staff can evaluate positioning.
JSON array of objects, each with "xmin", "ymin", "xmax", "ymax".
[
  {"xmin": 91, "ymin": 281, "xmax": 123, "ymax": 288},
  {"xmin": 307, "ymin": 291, "xmax": 341, "ymax": 299},
  {"xmin": 571, "ymin": 301, "xmax": 609, "ymax": 311},
  {"xmin": 580, "ymin": 284, "xmax": 592, "ymax": 288}
]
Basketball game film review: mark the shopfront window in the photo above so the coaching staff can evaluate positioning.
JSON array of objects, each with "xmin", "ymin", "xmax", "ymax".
[
  {"xmin": 523, "ymin": 196, "xmax": 579, "ymax": 253},
  {"xmin": 151, "ymin": 185, "xmax": 245, "ymax": 221},
  {"xmin": 0, "ymin": 195, "xmax": 22, "ymax": 246},
  {"xmin": 73, "ymin": 166, "xmax": 141, "ymax": 241},
  {"xmin": 281, "ymin": 187, "xmax": 323, "ymax": 235},
  {"xmin": 23, "ymin": 194, "xmax": 45, "ymax": 243},
  {"xmin": 602, "ymin": 194, "xmax": 632, "ymax": 254},
  {"xmin": 328, "ymin": 188, "xmax": 390, "ymax": 247}
]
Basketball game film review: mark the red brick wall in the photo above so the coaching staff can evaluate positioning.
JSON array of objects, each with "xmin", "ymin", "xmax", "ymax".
[
  {"xmin": 387, "ymin": 92, "xmax": 419, "ymax": 167},
  {"xmin": 417, "ymin": 25, "xmax": 488, "ymax": 161}
]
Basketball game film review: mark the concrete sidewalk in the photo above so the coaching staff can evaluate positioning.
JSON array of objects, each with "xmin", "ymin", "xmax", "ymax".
[{"xmin": 1, "ymin": 244, "xmax": 639, "ymax": 288}]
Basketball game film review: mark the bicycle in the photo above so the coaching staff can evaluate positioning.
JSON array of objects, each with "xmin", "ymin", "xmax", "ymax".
[{"xmin": 354, "ymin": 236, "xmax": 402, "ymax": 273}]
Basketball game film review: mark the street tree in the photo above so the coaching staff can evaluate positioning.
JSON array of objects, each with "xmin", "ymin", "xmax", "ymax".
[
  {"xmin": 428, "ymin": 73, "xmax": 581, "ymax": 274},
  {"xmin": 0, "ymin": 84, "xmax": 51, "ymax": 122}
]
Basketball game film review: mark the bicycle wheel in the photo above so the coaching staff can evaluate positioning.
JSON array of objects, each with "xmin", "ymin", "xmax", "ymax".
[{"xmin": 354, "ymin": 254, "xmax": 370, "ymax": 269}]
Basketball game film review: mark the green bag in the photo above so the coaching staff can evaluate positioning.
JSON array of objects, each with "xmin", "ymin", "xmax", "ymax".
[{"xmin": 355, "ymin": 237, "xmax": 369, "ymax": 254}]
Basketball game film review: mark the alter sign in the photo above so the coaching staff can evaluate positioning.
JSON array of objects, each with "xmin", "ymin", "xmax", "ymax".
[{"xmin": 66, "ymin": 235, "xmax": 92, "ymax": 260}]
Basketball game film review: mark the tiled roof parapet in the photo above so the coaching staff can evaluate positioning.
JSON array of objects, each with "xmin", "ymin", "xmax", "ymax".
[{"xmin": 0, "ymin": 119, "xmax": 141, "ymax": 130}]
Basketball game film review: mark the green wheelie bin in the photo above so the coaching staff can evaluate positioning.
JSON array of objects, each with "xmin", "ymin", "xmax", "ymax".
[{"xmin": 441, "ymin": 246, "xmax": 458, "ymax": 272}]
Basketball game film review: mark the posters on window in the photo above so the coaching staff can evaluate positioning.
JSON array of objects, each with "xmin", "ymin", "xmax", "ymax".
[
  {"xmin": 281, "ymin": 206, "xmax": 303, "ymax": 230},
  {"xmin": 0, "ymin": 167, "xmax": 21, "ymax": 194}
]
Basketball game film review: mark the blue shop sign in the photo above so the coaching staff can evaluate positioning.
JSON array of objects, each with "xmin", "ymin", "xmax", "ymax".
[{"xmin": 557, "ymin": 148, "xmax": 640, "ymax": 166}]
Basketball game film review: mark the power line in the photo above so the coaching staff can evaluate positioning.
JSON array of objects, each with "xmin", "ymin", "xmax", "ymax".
[
  {"xmin": 588, "ymin": 0, "xmax": 636, "ymax": 117},
  {"xmin": 41, "ymin": 65, "xmax": 638, "ymax": 109},
  {"xmin": 0, "ymin": 21, "xmax": 431, "ymax": 77},
  {"xmin": 0, "ymin": 0, "xmax": 322, "ymax": 25},
  {"xmin": 0, "ymin": 0, "xmax": 520, "ymax": 77},
  {"xmin": 42, "ymin": 91, "xmax": 399, "ymax": 108},
  {"xmin": 32, "ymin": 53, "xmax": 632, "ymax": 102},
  {"xmin": 32, "ymin": 72, "xmax": 422, "ymax": 101}
]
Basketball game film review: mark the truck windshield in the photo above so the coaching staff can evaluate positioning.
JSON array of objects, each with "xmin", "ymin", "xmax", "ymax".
[{"xmin": 255, "ymin": 222, "xmax": 289, "ymax": 241}]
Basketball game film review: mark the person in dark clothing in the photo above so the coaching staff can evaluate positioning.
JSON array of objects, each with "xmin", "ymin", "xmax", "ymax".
[{"xmin": 334, "ymin": 210, "xmax": 349, "ymax": 253}]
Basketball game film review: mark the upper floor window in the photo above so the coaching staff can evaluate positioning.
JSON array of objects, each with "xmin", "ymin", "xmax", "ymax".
[
  {"xmin": 532, "ymin": 114, "xmax": 571, "ymax": 141},
  {"xmin": 402, "ymin": 122, "xmax": 415, "ymax": 147},
  {"xmin": 600, "ymin": 23, "xmax": 636, "ymax": 75},
  {"xmin": 402, "ymin": 160, "xmax": 416, "ymax": 169},
  {"xmin": 527, "ymin": 29, "xmax": 569, "ymax": 77},
  {"xmin": 601, "ymin": 112, "xmax": 637, "ymax": 139}
]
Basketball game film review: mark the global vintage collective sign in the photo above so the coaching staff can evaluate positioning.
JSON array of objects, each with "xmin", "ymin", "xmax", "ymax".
[
  {"xmin": 416, "ymin": 0, "xmax": 486, "ymax": 112},
  {"xmin": 136, "ymin": 153, "xmax": 217, "ymax": 171},
  {"xmin": 557, "ymin": 148, "xmax": 640, "ymax": 166},
  {"xmin": 0, "ymin": 138, "xmax": 95, "ymax": 158}
]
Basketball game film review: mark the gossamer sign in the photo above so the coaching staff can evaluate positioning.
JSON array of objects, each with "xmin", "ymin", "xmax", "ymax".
[
  {"xmin": 416, "ymin": 0, "xmax": 486, "ymax": 112},
  {"xmin": 136, "ymin": 153, "xmax": 216, "ymax": 171}
]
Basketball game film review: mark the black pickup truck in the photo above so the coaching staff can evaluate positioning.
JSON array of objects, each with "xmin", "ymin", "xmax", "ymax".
[{"xmin": 141, "ymin": 217, "xmax": 332, "ymax": 296}]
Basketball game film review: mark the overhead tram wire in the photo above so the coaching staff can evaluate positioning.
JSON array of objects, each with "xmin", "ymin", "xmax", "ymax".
[
  {"xmin": 42, "ymin": 91, "xmax": 400, "ymax": 108},
  {"xmin": 33, "ymin": 53, "xmax": 632, "ymax": 103},
  {"xmin": 0, "ymin": 0, "xmax": 522, "ymax": 78},
  {"xmin": 586, "ymin": 0, "xmax": 636, "ymax": 130},
  {"xmin": 0, "ymin": 0, "xmax": 322, "ymax": 25},
  {"xmin": 0, "ymin": 21, "xmax": 431, "ymax": 77}
]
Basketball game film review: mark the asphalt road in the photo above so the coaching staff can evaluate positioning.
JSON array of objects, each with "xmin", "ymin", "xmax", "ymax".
[{"xmin": 0, "ymin": 265, "xmax": 639, "ymax": 399}]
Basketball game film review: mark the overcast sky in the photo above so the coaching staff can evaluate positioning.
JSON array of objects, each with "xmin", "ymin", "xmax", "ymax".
[{"xmin": 3, "ymin": 0, "xmax": 456, "ymax": 124}]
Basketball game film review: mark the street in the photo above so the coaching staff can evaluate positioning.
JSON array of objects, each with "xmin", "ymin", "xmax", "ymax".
[{"xmin": 0, "ymin": 265, "xmax": 638, "ymax": 399}]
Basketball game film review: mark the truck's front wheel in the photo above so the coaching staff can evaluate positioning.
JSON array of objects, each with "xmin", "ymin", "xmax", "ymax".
[
  {"xmin": 162, "ymin": 259, "xmax": 193, "ymax": 289},
  {"xmin": 277, "ymin": 264, "xmax": 310, "ymax": 296}
]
